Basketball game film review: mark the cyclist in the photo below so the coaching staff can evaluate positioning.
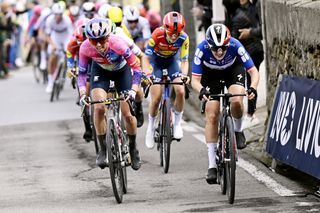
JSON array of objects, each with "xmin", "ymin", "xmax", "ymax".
[
  {"xmin": 143, "ymin": 11, "xmax": 190, "ymax": 149},
  {"xmin": 191, "ymin": 24, "xmax": 259, "ymax": 184},
  {"xmin": 45, "ymin": 3, "xmax": 73, "ymax": 93},
  {"xmin": 108, "ymin": 6, "xmax": 145, "ymax": 128},
  {"xmin": 123, "ymin": 5, "xmax": 151, "ymax": 50},
  {"xmin": 80, "ymin": 2, "xmax": 95, "ymax": 19},
  {"xmin": 78, "ymin": 18, "xmax": 142, "ymax": 170},
  {"xmin": 66, "ymin": 18, "xmax": 91, "ymax": 141}
]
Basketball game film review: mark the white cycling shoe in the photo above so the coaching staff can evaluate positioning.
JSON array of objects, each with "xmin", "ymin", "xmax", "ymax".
[
  {"xmin": 173, "ymin": 123, "xmax": 183, "ymax": 140},
  {"xmin": 145, "ymin": 126, "xmax": 155, "ymax": 149},
  {"xmin": 45, "ymin": 83, "xmax": 53, "ymax": 93}
]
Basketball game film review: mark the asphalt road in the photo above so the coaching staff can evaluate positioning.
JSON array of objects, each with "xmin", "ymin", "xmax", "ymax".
[{"xmin": 0, "ymin": 67, "xmax": 319, "ymax": 212}]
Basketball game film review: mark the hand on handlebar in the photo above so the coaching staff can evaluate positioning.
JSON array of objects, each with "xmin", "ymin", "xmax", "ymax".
[
  {"xmin": 79, "ymin": 95, "xmax": 90, "ymax": 107},
  {"xmin": 123, "ymin": 89, "xmax": 136, "ymax": 102},
  {"xmin": 247, "ymin": 87, "xmax": 257, "ymax": 100},
  {"xmin": 181, "ymin": 75, "xmax": 190, "ymax": 84},
  {"xmin": 67, "ymin": 68, "xmax": 78, "ymax": 79},
  {"xmin": 199, "ymin": 87, "xmax": 210, "ymax": 101}
]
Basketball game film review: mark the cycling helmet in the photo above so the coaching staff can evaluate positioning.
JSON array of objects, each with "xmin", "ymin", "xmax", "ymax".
[
  {"xmin": 58, "ymin": 1, "xmax": 66, "ymax": 11},
  {"xmin": 41, "ymin": 7, "xmax": 51, "ymax": 17},
  {"xmin": 85, "ymin": 18, "xmax": 111, "ymax": 39},
  {"xmin": 74, "ymin": 25, "xmax": 86, "ymax": 43},
  {"xmin": 123, "ymin": 6, "xmax": 139, "ymax": 21},
  {"xmin": 33, "ymin": 5, "xmax": 43, "ymax": 16},
  {"xmin": 82, "ymin": 2, "xmax": 95, "ymax": 13},
  {"xmin": 205, "ymin": 24, "xmax": 231, "ymax": 49},
  {"xmin": 51, "ymin": 3, "xmax": 64, "ymax": 15},
  {"xmin": 75, "ymin": 17, "xmax": 90, "ymax": 28},
  {"xmin": 108, "ymin": 6, "xmax": 123, "ymax": 24},
  {"xmin": 69, "ymin": 5, "xmax": 80, "ymax": 17},
  {"xmin": 163, "ymin": 12, "xmax": 185, "ymax": 34},
  {"xmin": 106, "ymin": 18, "xmax": 116, "ymax": 34},
  {"xmin": 97, "ymin": 3, "xmax": 111, "ymax": 18}
]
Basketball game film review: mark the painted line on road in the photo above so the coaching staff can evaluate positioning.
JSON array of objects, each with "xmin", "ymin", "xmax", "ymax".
[{"xmin": 190, "ymin": 127, "xmax": 296, "ymax": 197}]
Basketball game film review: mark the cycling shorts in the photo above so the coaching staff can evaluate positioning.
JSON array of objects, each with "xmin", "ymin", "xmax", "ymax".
[
  {"xmin": 90, "ymin": 61, "xmax": 132, "ymax": 93},
  {"xmin": 149, "ymin": 54, "xmax": 182, "ymax": 82},
  {"xmin": 200, "ymin": 60, "xmax": 245, "ymax": 101}
]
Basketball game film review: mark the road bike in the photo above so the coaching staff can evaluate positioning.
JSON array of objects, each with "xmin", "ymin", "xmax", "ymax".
[
  {"xmin": 88, "ymin": 96, "xmax": 134, "ymax": 203},
  {"xmin": 29, "ymin": 41, "xmax": 47, "ymax": 84},
  {"xmin": 50, "ymin": 48, "xmax": 67, "ymax": 102},
  {"xmin": 202, "ymin": 89, "xmax": 246, "ymax": 204},
  {"xmin": 144, "ymin": 70, "xmax": 189, "ymax": 173}
]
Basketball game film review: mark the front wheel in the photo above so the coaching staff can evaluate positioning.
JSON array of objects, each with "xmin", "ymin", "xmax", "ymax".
[
  {"xmin": 225, "ymin": 116, "xmax": 236, "ymax": 204},
  {"xmin": 162, "ymin": 100, "xmax": 172, "ymax": 174},
  {"xmin": 106, "ymin": 119, "xmax": 123, "ymax": 203}
]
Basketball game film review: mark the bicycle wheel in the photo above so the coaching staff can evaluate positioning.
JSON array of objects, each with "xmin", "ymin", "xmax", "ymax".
[
  {"xmin": 90, "ymin": 105, "xmax": 99, "ymax": 154},
  {"xmin": 50, "ymin": 81, "xmax": 58, "ymax": 102},
  {"xmin": 225, "ymin": 116, "xmax": 236, "ymax": 204},
  {"xmin": 32, "ymin": 50, "xmax": 41, "ymax": 83},
  {"xmin": 55, "ymin": 64, "xmax": 64, "ymax": 100},
  {"xmin": 162, "ymin": 100, "xmax": 172, "ymax": 173},
  {"xmin": 106, "ymin": 119, "xmax": 123, "ymax": 203}
]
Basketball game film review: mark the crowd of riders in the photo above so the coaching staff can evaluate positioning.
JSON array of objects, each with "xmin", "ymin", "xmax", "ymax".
[{"xmin": 1, "ymin": 0, "xmax": 263, "ymax": 185}]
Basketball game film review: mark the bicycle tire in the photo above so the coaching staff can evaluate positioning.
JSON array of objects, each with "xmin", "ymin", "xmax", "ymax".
[
  {"xmin": 106, "ymin": 119, "xmax": 123, "ymax": 203},
  {"xmin": 162, "ymin": 100, "xmax": 171, "ymax": 173},
  {"xmin": 90, "ymin": 105, "xmax": 99, "ymax": 154},
  {"xmin": 219, "ymin": 125, "xmax": 227, "ymax": 195},
  {"xmin": 55, "ymin": 64, "xmax": 64, "ymax": 100},
  {"xmin": 50, "ymin": 82, "xmax": 57, "ymax": 102},
  {"xmin": 32, "ymin": 50, "xmax": 41, "ymax": 83},
  {"xmin": 119, "ymin": 110, "xmax": 128, "ymax": 194},
  {"xmin": 225, "ymin": 116, "xmax": 236, "ymax": 204}
]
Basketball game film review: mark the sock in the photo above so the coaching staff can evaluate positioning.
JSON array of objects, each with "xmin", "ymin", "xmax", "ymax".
[
  {"xmin": 207, "ymin": 143, "xmax": 217, "ymax": 168},
  {"xmin": 40, "ymin": 50, "xmax": 46, "ymax": 65},
  {"xmin": 148, "ymin": 114, "xmax": 156, "ymax": 130},
  {"xmin": 233, "ymin": 116, "xmax": 243, "ymax": 132},
  {"xmin": 174, "ymin": 110, "xmax": 183, "ymax": 126},
  {"xmin": 48, "ymin": 74, "xmax": 54, "ymax": 85}
]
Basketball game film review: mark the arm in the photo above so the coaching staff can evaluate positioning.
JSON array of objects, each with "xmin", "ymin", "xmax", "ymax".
[
  {"xmin": 78, "ymin": 45, "xmax": 89, "ymax": 96},
  {"xmin": 124, "ymin": 48, "xmax": 142, "ymax": 92},
  {"xmin": 180, "ymin": 36, "xmax": 190, "ymax": 76},
  {"xmin": 247, "ymin": 66, "xmax": 259, "ymax": 90},
  {"xmin": 191, "ymin": 74, "xmax": 203, "ymax": 93}
]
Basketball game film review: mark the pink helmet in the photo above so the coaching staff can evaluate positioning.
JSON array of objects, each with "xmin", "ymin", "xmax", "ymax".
[
  {"xmin": 75, "ymin": 17, "xmax": 90, "ymax": 28},
  {"xmin": 33, "ymin": 5, "xmax": 43, "ymax": 16}
]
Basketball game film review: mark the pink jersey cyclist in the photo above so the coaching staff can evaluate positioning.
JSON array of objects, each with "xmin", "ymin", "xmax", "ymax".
[
  {"xmin": 78, "ymin": 33, "xmax": 142, "ymax": 93},
  {"xmin": 78, "ymin": 18, "xmax": 142, "ymax": 170}
]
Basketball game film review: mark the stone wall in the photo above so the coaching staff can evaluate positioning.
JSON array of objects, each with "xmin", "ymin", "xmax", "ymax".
[{"xmin": 263, "ymin": 0, "xmax": 320, "ymax": 110}]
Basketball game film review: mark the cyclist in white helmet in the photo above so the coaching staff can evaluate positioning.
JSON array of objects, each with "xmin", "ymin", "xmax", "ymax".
[
  {"xmin": 123, "ymin": 5, "xmax": 151, "ymax": 50},
  {"xmin": 44, "ymin": 3, "xmax": 73, "ymax": 93},
  {"xmin": 81, "ymin": 2, "xmax": 95, "ymax": 19}
]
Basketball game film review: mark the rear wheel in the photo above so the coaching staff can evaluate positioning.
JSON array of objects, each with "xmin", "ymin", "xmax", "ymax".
[
  {"xmin": 106, "ymin": 119, "xmax": 123, "ymax": 203},
  {"xmin": 32, "ymin": 50, "xmax": 41, "ymax": 83},
  {"xmin": 162, "ymin": 100, "xmax": 171, "ymax": 174},
  {"xmin": 225, "ymin": 116, "xmax": 236, "ymax": 204}
]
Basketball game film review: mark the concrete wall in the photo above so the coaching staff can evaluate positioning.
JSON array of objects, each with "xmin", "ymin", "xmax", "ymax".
[{"xmin": 263, "ymin": 0, "xmax": 320, "ymax": 110}]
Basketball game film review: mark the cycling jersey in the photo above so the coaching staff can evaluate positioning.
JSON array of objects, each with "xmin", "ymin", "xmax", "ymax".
[
  {"xmin": 115, "ymin": 27, "xmax": 141, "ymax": 56},
  {"xmin": 78, "ymin": 34, "xmax": 141, "ymax": 91},
  {"xmin": 192, "ymin": 37, "xmax": 254, "ymax": 76},
  {"xmin": 66, "ymin": 36, "xmax": 79, "ymax": 68},
  {"xmin": 120, "ymin": 23, "xmax": 132, "ymax": 39},
  {"xmin": 45, "ymin": 15, "xmax": 73, "ymax": 52},
  {"xmin": 123, "ymin": 16, "xmax": 151, "ymax": 42},
  {"xmin": 145, "ymin": 27, "xmax": 189, "ymax": 60}
]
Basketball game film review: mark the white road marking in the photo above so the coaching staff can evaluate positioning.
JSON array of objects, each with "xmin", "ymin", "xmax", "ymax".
[{"xmin": 190, "ymin": 126, "xmax": 296, "ymax": 197}]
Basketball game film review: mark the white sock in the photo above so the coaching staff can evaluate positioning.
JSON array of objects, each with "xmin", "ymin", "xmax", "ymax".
[
  {"xmin": 233, "ymin": 117, "xmax": 243, "ymax": 132},
  {"xmin": 48, "ymin": 74, "xmax": 54, "ymax": 85},
  {"xmin": 174, "ymin": 110, "xmax": 183, "ymax": 126},
  {"xmin": 148, "ymin": 114, "xmax": 156, "ymax": 130},
  {"xmin": 207, "ymin": 143, "xmax": 217, "ymax": 169},
  {"xmin": 40, "ymin": 51, "xmax": 46, "ymax": 64}
]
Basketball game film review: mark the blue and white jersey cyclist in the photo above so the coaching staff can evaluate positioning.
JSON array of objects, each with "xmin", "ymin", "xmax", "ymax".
[{"xmin": 191, "ymin": 24, "xmax": 259, "ymax": 184}]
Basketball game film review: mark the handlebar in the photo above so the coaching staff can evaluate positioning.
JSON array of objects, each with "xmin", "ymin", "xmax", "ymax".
[{"xmin": 200, "ymin": 93, "xmax": 247, "ymax": 114}]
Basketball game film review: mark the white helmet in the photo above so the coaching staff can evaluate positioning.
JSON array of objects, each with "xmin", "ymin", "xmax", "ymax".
[
  {"xmin": 51, "ymin": 3, "xmax": 64, "ymax": 15},
  {"xmin": 123, "ymin": 6, "xmax": 139, "ymax": 21},
  {"xmin": 69, "ymin": 5, "xmax": 80, "ymax": 16},
  {"xmin": 82, "ymin": 2, "xmax": 95, "ymax": 12},
  {"xmin": 98, "ymin": 3, "xmax": 111, "ymax": 18},
  {"xmin": 41, "ymin": 7, "xmax": 51, "ymax": 17}
]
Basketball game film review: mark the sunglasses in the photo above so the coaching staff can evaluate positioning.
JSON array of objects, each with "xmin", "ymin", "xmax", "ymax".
[
  {"xmin": 210, "ymin": 45, "xmax": 228, "ymax": 52},
  {"xmin": 128, "ymin": 20, "xmax": 138, "ymax": 24},
  {"xmin": 89, "ymin": 36, "xmax": 108, "ymax": 46}
]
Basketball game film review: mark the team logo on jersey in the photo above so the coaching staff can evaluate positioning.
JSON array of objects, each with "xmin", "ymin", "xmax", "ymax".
[
  {"xmin": 93, "ymin": 75, "xmax": 99, "ymax": 82},
  {"xmin": 237, "ymin": 74, "xmax": 243, "ymax": 81},
  {"xmin": 194, "ymin": 57, "xmax": 201, "ymax": 65}
]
